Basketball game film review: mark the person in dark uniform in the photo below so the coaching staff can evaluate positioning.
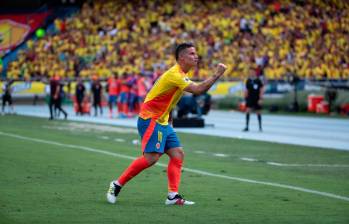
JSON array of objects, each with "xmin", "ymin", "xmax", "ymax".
[
  {"xmin": 91, "ymin": 76, "xmax": 103, "ymax": 116},
  {"xmin": 55, "ymin": 81, "xmax": 68, "ymax": 118},
  {"xmin": 49, "ymin": 75, "xmax": 67, "ymax": 120},
  {"xmin": 75, "ymin": 77, "xmax": 86, "ymax": 116},
  {"xmin": 1, "ymin": 78, "xmax": 14, "ymax": 114},
  {"xmin": 243, "ymin": 67, "xmax": 264, "ymax": 132}
]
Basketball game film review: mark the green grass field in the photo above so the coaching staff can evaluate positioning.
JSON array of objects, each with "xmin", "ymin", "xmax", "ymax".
[{"xmin": 0, "ymin": 115, "xmax": 349, "ymax": 224}]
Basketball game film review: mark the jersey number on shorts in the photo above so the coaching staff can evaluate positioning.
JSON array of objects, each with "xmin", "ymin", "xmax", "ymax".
[{"xmin": 158, "ymin": 131, "xmax": 163, "ymax": 143}]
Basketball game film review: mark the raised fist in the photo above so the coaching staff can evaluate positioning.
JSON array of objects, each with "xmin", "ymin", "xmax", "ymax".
[{"xmin": 216, "ymin": 63, "xmax": 227, "ymax": 76}]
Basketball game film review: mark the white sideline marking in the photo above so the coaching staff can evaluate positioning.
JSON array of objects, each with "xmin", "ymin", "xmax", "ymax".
[
  {"xmin": 213, "ymin": 153, "xmax": 228, "ymax": 157},
  {"xmin": 1, "ymin": 131, "xmax": 349, "ymax": 202},
  {"xmin": 241, "ymin": 157, "xmax": 349, "ymax": 168},
  {"xmin": 194, "ymin": 150, "xmax": 206, "ymax": 154},
  {"xmin": 266, "ymin": 162, "xmax": 349, "ymax": 168},
  {"xmin": 240, "ymin": 157, "xmax": 258, "ymax": 162},
  {"xmin": 114, "ymin": 138, "xmax": 126, "ymax": 143}
]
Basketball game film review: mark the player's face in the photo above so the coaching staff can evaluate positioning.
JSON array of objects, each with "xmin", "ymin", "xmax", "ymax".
[
  {"xmin": 249, "ymin": 69, "xmax": 257, "ymax": 79},
  {"xmin": 183, "ymin": 47, "xmax": 199, "ymax": 67}
]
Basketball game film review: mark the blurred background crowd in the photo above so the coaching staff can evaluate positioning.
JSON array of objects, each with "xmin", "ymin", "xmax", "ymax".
[{"xmin": 4, "ymin": 0, "xmax": 349, "ymax": 82}]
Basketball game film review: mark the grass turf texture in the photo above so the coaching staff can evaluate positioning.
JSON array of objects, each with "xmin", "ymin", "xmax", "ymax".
[{"xmin": 0, "ymin": 115, "xmax": 348, "ymax": 224}]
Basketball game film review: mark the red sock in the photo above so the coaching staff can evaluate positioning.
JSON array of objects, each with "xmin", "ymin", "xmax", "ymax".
[
  {"xmin": 117, "ymin": 156, "xmax": 151, "ymax": 186},
  {"xmin": 167, "ymin": 157, "xmax": 183, "ymax": 192}
]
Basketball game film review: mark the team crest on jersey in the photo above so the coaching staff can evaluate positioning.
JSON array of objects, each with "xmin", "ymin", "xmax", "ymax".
[{"xmin": 156, "ymin": 142, "xmax": 160, "ymax": 149}]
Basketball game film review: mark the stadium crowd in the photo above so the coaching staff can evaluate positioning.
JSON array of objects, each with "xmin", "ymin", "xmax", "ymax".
[{"xmin": 5, "ymin": 0, "xmax": 349, "ymax": 82}]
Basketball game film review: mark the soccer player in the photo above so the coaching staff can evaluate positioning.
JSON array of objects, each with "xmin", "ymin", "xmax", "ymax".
[
  {"xmin": 1, "ymin": 78, "xmax": 15, "ymax": 114},
  {"xmin": 118, "ymin": 72, "xmax": 131, "ymax": 118},
  {"xmin": 107, "ymin": 43, "xmax": 227, "ymax": 205},
  {"xmin": 106, "ymin": 73, "xmax": 120, "ymax": 118},
  {"xmin": 243, "ymin": 67, "xmax": 264, "ymax": 132},
  {"xmin": 136, "ymin": 73, "xmax": 151, "ymax": 112},
  {"xmin": 91, "ymin": 76, "xmax": 103, "ymax": 116},
  {"xmin": 127, "ymin": 73, "xmax": 138, "ymax": 116},
  {"xmin": 75, "ymin": 77, "xmax": 85, "ymax": 116},
  {"xmin": 49, "ymin": 75, "xmax": 67, "ymax": 120}
]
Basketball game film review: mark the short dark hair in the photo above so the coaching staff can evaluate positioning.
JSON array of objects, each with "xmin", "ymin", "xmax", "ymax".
[{"xmin": 175, "ymin": 43, "xmax": 194, "ymax": 61}]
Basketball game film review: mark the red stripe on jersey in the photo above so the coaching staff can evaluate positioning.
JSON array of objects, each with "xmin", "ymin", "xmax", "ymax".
[{"xmin": 139, "ymin": 87, "xmax": 177, "ymax": 120}]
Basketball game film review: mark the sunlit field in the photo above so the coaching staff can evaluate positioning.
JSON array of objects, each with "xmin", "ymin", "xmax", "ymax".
[{"xmin": 0, "ymin": 115, "xmax": 348, "ymax": 224}]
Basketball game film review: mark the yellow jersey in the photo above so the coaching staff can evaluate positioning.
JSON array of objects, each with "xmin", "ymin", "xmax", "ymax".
[{"xmin": 139, "ymin": 64, "xmax": 193, "ymax": 125}]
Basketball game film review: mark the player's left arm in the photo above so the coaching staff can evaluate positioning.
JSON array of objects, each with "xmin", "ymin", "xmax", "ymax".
[{"xmin": 184, "ymin": 63, "xmax": 227, "ymax": 95}]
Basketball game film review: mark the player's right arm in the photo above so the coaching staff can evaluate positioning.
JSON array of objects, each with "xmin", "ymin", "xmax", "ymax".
[{"xmin": 184, "ymin": 63, "xmax": 227, "ymax": 95}]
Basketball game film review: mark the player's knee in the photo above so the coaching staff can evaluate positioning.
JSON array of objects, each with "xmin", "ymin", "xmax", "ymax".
[
  {"xmin": 173, "ymin": 148, "xmax": 185, "ymax": 160},
  {"xmin": 144, "ymin": 153, "xmax": 160, "ymax": 166},
  {"xmin": 178, "ymin": 149, "xmax": 185, "ymax": 160},
  {"xmin": 147, "ymin": 158, "xmax": 158, "ymax": 166}
]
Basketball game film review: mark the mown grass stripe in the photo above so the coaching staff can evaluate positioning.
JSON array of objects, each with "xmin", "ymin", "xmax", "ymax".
[{"xmin": 1, "ymin": 131, "xmax": 348, "ymax": 202}]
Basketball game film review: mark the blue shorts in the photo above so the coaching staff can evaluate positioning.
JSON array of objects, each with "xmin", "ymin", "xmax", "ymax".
[
  {"xmin": 108, "ymin": 95, "xmax": 118, "ymax": 104},
  {"xmin": 137, "ymin": 117, "xmax": 181, "ymax": 153},
  {"xmin": 128, "ymin": 93, "xmax": 137, "ymax": 107},
  {"xmin": 119, "ymin": 92, "xmax": 129, "ymax": 104}
]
